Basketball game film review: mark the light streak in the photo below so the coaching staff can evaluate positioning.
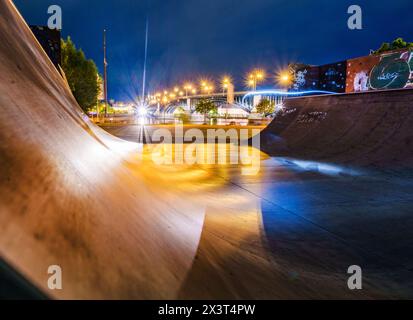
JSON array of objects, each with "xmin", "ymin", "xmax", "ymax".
[{"xmin": 242, "ymin": 90, "xmax": 336, "ymax": 105}]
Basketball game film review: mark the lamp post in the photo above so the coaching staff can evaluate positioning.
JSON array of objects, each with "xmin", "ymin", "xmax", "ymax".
[
  {"xmin": 222, "ymin": 76, "xmax": 231, "ymax": 94},
  {"xmin": 277, "ymin": 70, "xmax": 292, "ymax": 88},
  {"xmin": 248, "ymin": 69, "xmax": 265, "ymax": 91},
  {"xmin": 201, "ymin": 80, "xmax": 214, "ymax": 95},
  {"xmin": 103, "ymin": 29, "xmax": 108, "ymax": 118},
  {"xmin": 183, "ymin": 84, "xmax": 193, "ymax": 97}
]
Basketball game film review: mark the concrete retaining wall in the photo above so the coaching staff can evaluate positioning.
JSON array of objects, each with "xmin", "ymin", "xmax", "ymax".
[{"xmin": 261, "ymin": 89, "xmax": 413, "ymax": 168}]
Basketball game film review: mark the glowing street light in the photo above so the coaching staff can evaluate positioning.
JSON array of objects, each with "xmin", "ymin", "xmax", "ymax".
[
  {"xmin": 247, "ymin": 69, "xmax": 266, "ymax": 91},
  {"xmin": 200, "ymin": 79, "xmax": 214, "ymax": 95},
  {"xmin": 204, "ymin": 85, "xmax": 214, "ymax": 94},
  {"xmin": 183, "ymin": 83, "xmax": 194, "ymax": 97},
  {"xmin": 137, "ymin": 107, "xmax": 147, "ymax": 117},
  {"xmin": 277, "ymin": 70, "xmax": 293, "ymax": 87},
  {"xmin": 221, "ymin": 76, "xmax": 232, "ymax": 93}
]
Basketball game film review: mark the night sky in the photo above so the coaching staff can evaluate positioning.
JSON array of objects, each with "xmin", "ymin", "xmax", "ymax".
[{"xmin": 14, "ymin": 0, "xmax": 413, "ymax": 101}]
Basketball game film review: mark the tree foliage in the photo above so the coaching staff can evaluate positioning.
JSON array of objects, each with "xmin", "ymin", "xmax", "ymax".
[
  {"xmin": 174, "ymin": 106, "xmax": 190, "ymax": 123},
  {"xmin": 61, "ymin": 37, "xmax": 100, "ymax": 112},
  {"xmin": 195, "ymin": 99, "xmax": 217, "ymax": 123},
  {"xmin": 373, "ymin": 38, "xmax": 413, "ymax": 54},
  {"xmin": 256, "ymin": 99, "xmax": 275, "ymax": 116}
]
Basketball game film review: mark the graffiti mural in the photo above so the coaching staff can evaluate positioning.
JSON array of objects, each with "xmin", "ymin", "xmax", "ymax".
[
  {"xmin": 353, "ymin": 71, "xmax": 369, "ymax": 91},
  {"xmin": 289, "ymin": 49, "xmax": 413, "ymax": 94},
  {"xmin": 346, "ymin": 49, "xmax": 413, "ymax": 93},
  {"xmin": 319, "ymin": 61, "xmax": 347, "ymax": 93},
  {"xmin": 291, "ymin": 66, "xmax": 319, "ymax": 92},
  {"xmin": 369, "ymin": 51, "xmax": 413, "ymax": 90}
]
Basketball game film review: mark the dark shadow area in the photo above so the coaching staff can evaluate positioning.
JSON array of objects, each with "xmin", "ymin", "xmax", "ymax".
[
  {"xmin": 0, "ymin": 259, "xmax": 48, "ymax": 300},
  {"xmin": 258, "ymin": 166, "xmax": 413, "ymax": 299}
]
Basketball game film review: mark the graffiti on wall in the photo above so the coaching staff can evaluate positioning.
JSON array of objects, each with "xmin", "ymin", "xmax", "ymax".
[
  {"xmin": 353, "ymin": 71, "xmax": 369, "ymax": 91},
  {"xmin": 369, "ymin": 51, "xmax": 413, "ymax": 90},
  {"xmin": 290, "ymin": 49, "xmax": 413, "ymax": 94},
  {"xmin": 319, "ymin": 61, "xmax": 347, "ymax": 93},
  {"xmin": 291, "ymin": 66, "xmax": 319, "ymax": 92},
  {"xmin": 293, "ymin": 69, "xmax": 308, "ymax": 90},
  {"xmin": 346, "ymin": 50, "xmax": 413, "ymax": 93},
  {"xmin": 291, "ymin": 62, "xmax": 346, "ymax": 93}
]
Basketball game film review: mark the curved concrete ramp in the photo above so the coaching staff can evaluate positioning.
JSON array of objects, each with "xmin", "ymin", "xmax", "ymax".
[
  {"xmin": 0, "ymin": 1, "xmax": 205, "ymax": 299},
  {"xmin": 261, "ymin": 89, "xmax": 413, "ymax": 169},
  {"xmin": 2, "ymin": 0, "xmax": 413, "ymax": 300}
]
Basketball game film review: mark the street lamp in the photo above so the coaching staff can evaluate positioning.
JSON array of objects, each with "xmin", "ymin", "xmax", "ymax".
[
  {"xmin": 221, "ymin": 76, "xmax": 232, "ymax": 93},
  {"xmin": 200, "ymin": 80, "xmax": 214, "ymax": 95},
  {"xmin": 276, "ymin": 70, "xmax": 292, "ymax": 88},
  {"xmin": 247, "ymin": 69, "xmax": 265, "ymax": 91},
  {"xmin": 183, "ymin": 83, "xmax": 193, "ymax": 97}
]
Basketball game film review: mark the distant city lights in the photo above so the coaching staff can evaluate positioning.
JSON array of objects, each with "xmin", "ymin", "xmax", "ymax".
[{"xmin": 147, "ymin": 65, "xmax": 305, "ymax": 106}]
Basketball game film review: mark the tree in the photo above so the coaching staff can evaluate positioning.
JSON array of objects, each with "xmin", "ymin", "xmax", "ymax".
[
  {"xmin": 256, "ymin": 99, "xmax": 275, "ymax": 116},
  {"xmin": 373, "ymin": 37, "xmax": 413, "ymax": 54},
  {"xmin": 61, "ymin": 37, "xmax": 100, "ymax": 113},
  {"xmin": 194, "ymin": 99, "xmax": 217, "ymax": 124},
  {"xmin": 174, "ymin": 106, "xmax": 190, "ymax": 123}
]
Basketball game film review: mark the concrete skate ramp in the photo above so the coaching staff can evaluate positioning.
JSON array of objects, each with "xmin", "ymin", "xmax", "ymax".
[
  {"xmin": 0, "ymin": 1, "xmax": 205, "ymax": 299},
  {"xmin": 261, "ymin": 89, "xmax": 413, "ymax": 169}
]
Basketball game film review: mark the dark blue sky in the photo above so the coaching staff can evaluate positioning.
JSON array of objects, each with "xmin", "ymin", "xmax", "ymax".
[{"xmin": 14, "ymin": 0, "xmax": 413, "ymax": 101}]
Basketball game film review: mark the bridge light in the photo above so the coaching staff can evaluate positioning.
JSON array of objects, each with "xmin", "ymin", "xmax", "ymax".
[
  {"xmin": 174, "ymin": 87, "xmax": 179, "ymax": 93},
  {"xmin": 277, "ymin": 70, "xmax": 293, "ymax": 87},
  {"xmin": 246, "ymin": 69, "xmax": 265, "ymax": 91},
  {"xmin": 221, "ymin": 75, "xmax": 232, "ymax": 92}
]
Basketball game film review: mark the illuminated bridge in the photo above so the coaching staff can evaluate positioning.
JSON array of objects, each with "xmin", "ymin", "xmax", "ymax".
[{"xmin": 148, "ymin": 90, "xmax": 334, "ymax": 115}]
